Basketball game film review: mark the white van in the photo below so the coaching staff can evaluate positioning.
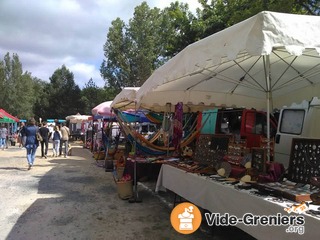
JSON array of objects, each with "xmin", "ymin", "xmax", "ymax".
[{"xmin": 274, "ymin": 97, "xmax": 320, "ymax": 168}]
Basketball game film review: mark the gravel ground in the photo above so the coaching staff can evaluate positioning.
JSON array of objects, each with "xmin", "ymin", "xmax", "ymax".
[{"xmin": 0, "ymin": 143, "xmax": 255, "ymax": 240}]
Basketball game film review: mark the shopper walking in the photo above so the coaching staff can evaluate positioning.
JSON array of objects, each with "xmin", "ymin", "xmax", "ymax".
[
  {"xmin": 17, "ymin": 122, "xmax": 26, "ymax": 147},
  {"xmin": 59, "ymin": 122, "xmax": 70, "ymax": 158},
  {"xmin": 48, "ymin": 124, "xmax": 54, "ymax": 140},
  {"xmin": 39, "ymin": 122, "xmax": 50, "ymax": 158},
  {"xmin": 52, "ymin": 125, "xmax": 61, "ymax": 157},
  {"xmin": 24, "ymin": 118, "xmax": 39, "ymax": 170},
  {"xmin": 0, "ymin": 124, "xmax": 8, "ymax": 150}
]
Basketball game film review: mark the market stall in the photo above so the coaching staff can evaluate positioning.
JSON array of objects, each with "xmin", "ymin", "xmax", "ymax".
[
  {"xmin": 0, "ymin": 112, "xmax": 16, "ymax": 123},
  {"xmin": 156, "ymin": 164, "xmax": 319, "ymax": 239},
  {"xmin": 0, "ymin": 109, "xmax": 20, "ymax": 146},
  {"xmin": 111, "ymin": 12, "xmax": 320, "ymax": 210},
  {"xmin": 135, "ymin": 11, "xmax": 320, "ymax": 162},
  {"xmin": 65, "ymin": 113, "xmax": 91, "ymax": 141}
]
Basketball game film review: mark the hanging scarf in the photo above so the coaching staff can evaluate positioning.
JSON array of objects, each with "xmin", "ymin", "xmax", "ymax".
[{"xmin": 172, "ymin": 102, "xmax": 183, "ymax": 150}]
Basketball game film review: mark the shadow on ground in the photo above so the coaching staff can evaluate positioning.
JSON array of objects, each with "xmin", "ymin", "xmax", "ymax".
[{"xmin": 6, "ymin": 147, "xmax": 225, "ymax": 240}]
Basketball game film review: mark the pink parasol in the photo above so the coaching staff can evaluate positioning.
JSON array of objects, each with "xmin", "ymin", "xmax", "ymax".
[{"xmin": 91, "ymin": 101, "xmax": 114, "ymax": 116}]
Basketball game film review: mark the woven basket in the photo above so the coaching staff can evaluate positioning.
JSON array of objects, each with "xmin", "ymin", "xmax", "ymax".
[
  {"xmin": 117, "ymin": 180, "xmax": 133, "ymax": 200},
  {"xmin": 94, "ymin": 152, "xmax": 105, "ymax": 160}
]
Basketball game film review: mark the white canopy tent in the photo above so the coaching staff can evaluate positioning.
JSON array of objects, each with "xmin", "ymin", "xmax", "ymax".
[
  {"xmin": 65, "ymin": 113, "xmax": 91, "ymax": 123},
  {"xmin": 136, "ymin": 11, "xmax": 320, "ymax": 115},
  {"xmin": 136, "ymin": 11, "xmax": 320, "ymax": 160},
  {"xmin": 111, "ymin": 87, "xmax": 140, "ymax": 110}
]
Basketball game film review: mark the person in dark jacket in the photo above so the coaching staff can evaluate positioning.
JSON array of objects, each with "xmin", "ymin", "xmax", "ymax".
[
  {"xmin": 17, "ymin": 122, "xmax": 26, "ymax": 148},
  {"xmin": 23, "ymin": 118, "xmax": 39, "ymax": 170},
  {"xmin": 52, "ymin": 125, "xmax": 61, "ymax": 157},
  {"xmin": 39, "ymin": 122, "xmax": 50, "ymax": 158}
]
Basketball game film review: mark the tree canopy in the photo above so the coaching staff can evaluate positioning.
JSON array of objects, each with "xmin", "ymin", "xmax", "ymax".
[
  {"xmin": 0, "ymin": 53, "xmax": 36, "ymax": 119},
  {"xmin": 100, "ymin": 0, "xmax": 320, "ymax": 92},
  {"xmin": 1, "ymin": 0, "xmax": 319, "ymax": 120},
  {"xmin": 0, "ymin": 54, "xmax": 111, "ymax": 120}
]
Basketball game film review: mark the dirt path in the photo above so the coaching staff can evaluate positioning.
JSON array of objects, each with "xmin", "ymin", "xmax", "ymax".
[{"xmin": 0, "ymin": 144, "xmax": 212, "ymax": 240}]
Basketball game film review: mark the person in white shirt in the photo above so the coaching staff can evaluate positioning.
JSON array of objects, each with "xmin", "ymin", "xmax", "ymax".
[
  {"xmin": 59, "ymin": 122, "xmax": 70, "ymax": 157},
  {"xmin": 48, "ymin": 124, "xmax": 54, "ymax": 141}
]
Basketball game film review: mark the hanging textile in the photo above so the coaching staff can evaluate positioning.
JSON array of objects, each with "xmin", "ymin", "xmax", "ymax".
[{"xmin": 172, "ymin": 102, "xmax": 183, "ymax": 150}]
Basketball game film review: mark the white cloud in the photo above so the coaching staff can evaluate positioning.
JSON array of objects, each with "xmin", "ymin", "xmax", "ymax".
[
  {"xmin": 0, "ymin": 0, "xmax": 201, "ymax": 88},
  {"xmin": 68, "ymin": 62, "xmax": 104, "ymax": 87}
]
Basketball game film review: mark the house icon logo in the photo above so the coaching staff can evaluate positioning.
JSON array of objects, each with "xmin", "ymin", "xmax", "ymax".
[
  {"xmin": 284, "ymin": 201, "xmax": 309, "ymax": 214},
  {"xmin": 170, "ymin": 202, "xmax": 202, "ymax": 234}
]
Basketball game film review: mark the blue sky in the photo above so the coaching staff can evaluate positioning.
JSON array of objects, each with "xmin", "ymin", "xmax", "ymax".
[{"xmin": 0, "ymin": 0, "xmax": 201, "ymax": 88}]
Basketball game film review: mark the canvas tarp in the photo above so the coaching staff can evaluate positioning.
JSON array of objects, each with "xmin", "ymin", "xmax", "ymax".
[
  {"xmin": 0, "ymin": 112, "xmax": 15, "ymax": 123},
  {"xmin": 65, "ymin": 113, "xmax": 91, "ymax": 123},
  {"xmin": 111, "ymin": 87, "xmax": 140, "ymax": 110},
  {"xmin": 0, "ymin": 109, "xmax": 19, "ymax": 123},
  {"xmin": 92, "ymin": 101, "xmax": 115, "ymax": 117},
  {"xmin": 136, "ymin": 11, "xmax": 320, "ymax": 113}
]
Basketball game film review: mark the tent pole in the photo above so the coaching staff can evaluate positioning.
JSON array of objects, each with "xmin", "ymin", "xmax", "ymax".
[
  {"xmin": 265, "ymin": 55, "xmax": 271, "ymax": 162},
  {"xmin": 129, "ymin": 100, "xmax": 142, "ymax": 203}
]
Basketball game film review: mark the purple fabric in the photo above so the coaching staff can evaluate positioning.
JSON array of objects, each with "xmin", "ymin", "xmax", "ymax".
[{"xmin": 258, "ymin": 162, "xmax": 285, "ymax": 182}]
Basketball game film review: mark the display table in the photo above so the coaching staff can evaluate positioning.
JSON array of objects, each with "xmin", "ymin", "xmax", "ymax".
[
  {"xmin": 156, "ymin": 164, "xmax": 319, "ymax": 239},
  {"xmin": 125, "ymin": 158, "xmax": 163, "ymax": 181}
]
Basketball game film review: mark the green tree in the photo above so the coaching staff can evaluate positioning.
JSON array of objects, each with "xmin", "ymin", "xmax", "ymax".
[
  {"xmin": 81, "ymin": 78, "xmax": 115, "ymax": 115},
  {"xmin": 0, "ymin": 53, "xmax": 36, "ymax": 119},
  {"xmin": 195, "ymin": 0, "xmax": 235, "ymax": 38},
  {"xmin": 100, "ymin": 18, "xmax": 129, "ymax": 91},
  {"xmin": 300, "ymin": 0, "xmax": 320, "ymax": 15},
  {"xmin": 1, "ymin": 53, "xmax": 106, "ymax": 120},
  {"xmin": 33, "ymin": 79, "xmax": 51, "ymax": 120},
  {"xmin": 2, "ymin": 53, "xmax": 16, "ymax": 113},
  {"xmin": 126, "ymin": 2, "xmax": 164, "ymax": 86},
  {"xmin": 101, "ymin": 2, "xmax": 172, "ymax": 89},
  {"xmin": 162, "ymin": 1, "xmax": 200, "ymax": 57},
  {"xmin": 46, "ymin": 65, "xmax": 84, "ymax": 119},
  {"xmin": 15, "ymin": 72, "xmax": 38, "ymax": 119},
  {"xmin": 197, "ymin": 0, "xmax": 320, "ymax": 38},
  {"xmin": 0, "ymin": 61, "xmax": 5, "ymax": 106}
]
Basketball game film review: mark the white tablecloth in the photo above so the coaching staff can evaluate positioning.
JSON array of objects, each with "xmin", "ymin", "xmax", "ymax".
[{"xmin": 156, "ymin": 164, "xmax": 319, "ymax": 239}]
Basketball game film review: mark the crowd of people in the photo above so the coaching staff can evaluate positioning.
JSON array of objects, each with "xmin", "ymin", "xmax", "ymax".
[{"xmin": 13, "ymin": 119, "xmax": 70, "ymax": 170}]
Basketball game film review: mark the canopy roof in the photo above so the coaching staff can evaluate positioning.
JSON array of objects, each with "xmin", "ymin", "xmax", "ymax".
[
  {"xmin": 0, "ymin": 113, "xmax": 15, "ymax": 123},
  {"xmin": 0, "ymin": 109, "xmax": 19, "ymax": 122},
  {"xmin": 91, "ymin": 101, "xmax": 114, "ymax": 116},
  {"xmin": 120, "ymin": 111, "xmax": 150, "ymax": 123},
  {"xmin": 111, "ymin": 87, "xmax": 140, "ymax": 110},
  {"xmin": 65, "ymin": 113, "xmax": 91, "ymax": 123},
  {"xmin": 136, "ymin": 11, "xmax": 320, "ymax": 112}
]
